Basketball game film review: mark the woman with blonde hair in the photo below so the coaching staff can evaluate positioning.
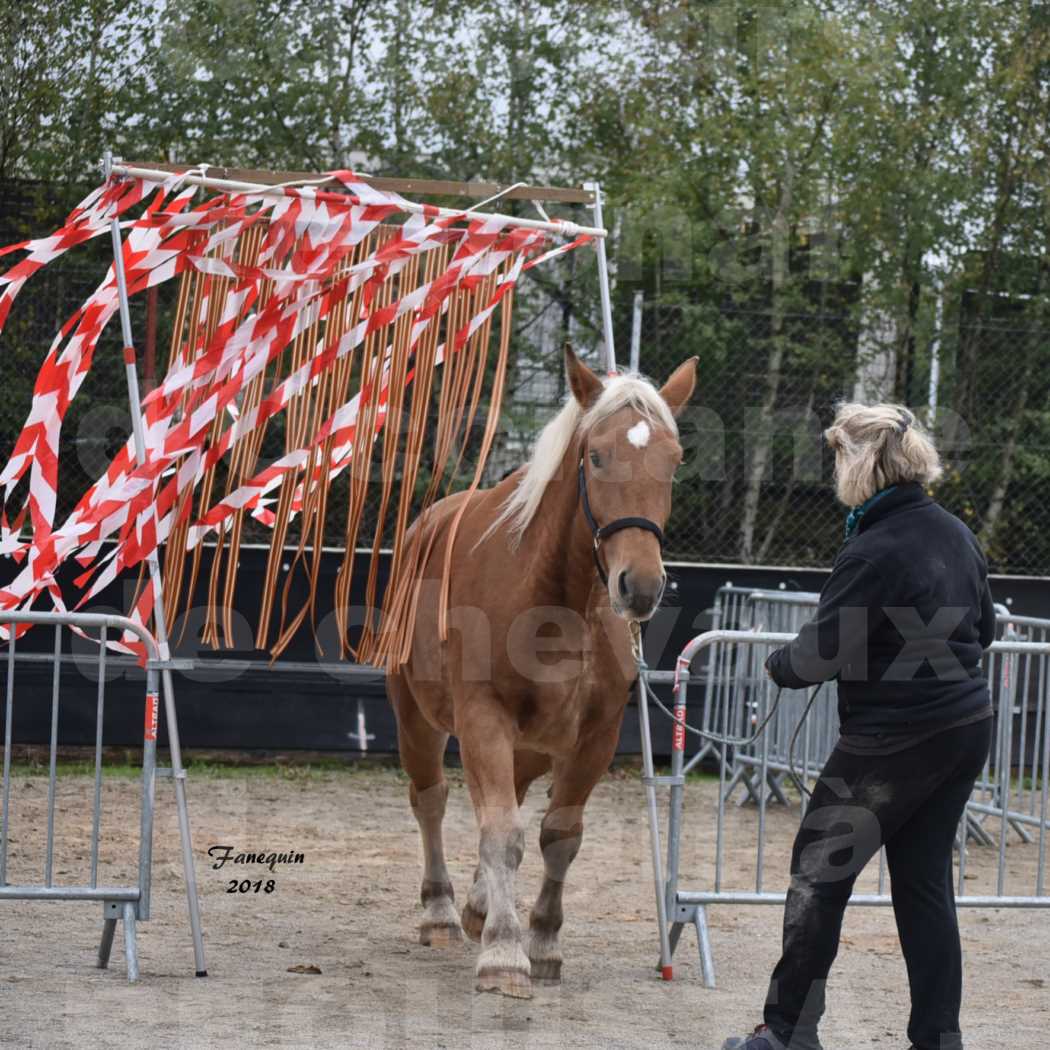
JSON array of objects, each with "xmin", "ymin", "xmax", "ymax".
[{"xmin": 723, "ymin": 403, "xmax": 995, "ymax": 1050}]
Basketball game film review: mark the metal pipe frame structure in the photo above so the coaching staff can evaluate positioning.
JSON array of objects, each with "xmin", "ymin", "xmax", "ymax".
[
  {"xmin": 110, "ymin": 159, "xmax": 617, "ymax": 432},
  {"xmin": 112, "ymin": 161, "xmax": 616, "ymax": 376},
  {"xmin": 43, "ymin": 156, "xmax": 621, "ymax": 976},
  {"xmin": 111, "ymin": 162, "xmax": 608, "ymax": 240},
  {"xmin": 101, "ymin": 151, "xmax": 206, "ymax": 977},
  {"xmin": 78, "ymin": 156, "xmax": 622, "ymax": 974},
  {"xmin": 583, "ymin": 180, "xmax": 618, "ymax": 374}
]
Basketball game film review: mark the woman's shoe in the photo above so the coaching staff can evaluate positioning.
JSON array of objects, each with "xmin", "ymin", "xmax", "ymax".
[{"xmin": 721, "ymin": 1024, "xmax": 787, "ymax": 1050}]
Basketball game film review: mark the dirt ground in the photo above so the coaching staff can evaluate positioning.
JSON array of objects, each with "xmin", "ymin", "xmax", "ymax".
[{"xmin": 0, "ymin": 763, "xmax": 1046, "ymax": 1050}]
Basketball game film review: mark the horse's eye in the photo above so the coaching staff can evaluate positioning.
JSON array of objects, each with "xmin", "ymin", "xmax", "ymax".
[{"xmin": 589, "ymin": 450, "xmax": 601, "ymax": 468}]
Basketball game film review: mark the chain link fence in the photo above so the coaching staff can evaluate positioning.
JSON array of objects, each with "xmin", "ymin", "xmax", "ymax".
[
  {"xmin": 618, "ymin": 298, "xmax": 854, "ymax": 568},
  {"xmin": 489, "ymin": 287, "xmax": 1050, "ymax": 575},
  {"xmin": 1, "ymin": 179, "xmax": 1048, "ymax": 576}
]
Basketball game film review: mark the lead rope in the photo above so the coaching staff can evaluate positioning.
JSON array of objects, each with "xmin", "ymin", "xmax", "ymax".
[
  {"xmin": 630, "ymin": 620, "xmax": 823, "ymax": 797},
  {"xmin": 786, "ymin": 685, "xmax": 823, "ymax": 801}
]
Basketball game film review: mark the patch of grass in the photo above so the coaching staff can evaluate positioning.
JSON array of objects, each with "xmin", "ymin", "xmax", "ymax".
[
  {"xmin": 10, "ymin": 759, "xmax": 143, "ymax": 779},
  {"xmin": 683, "ymin": 767, "xmax": 720, "ymax": 783},
  {"xmin": 605, "ymin": 762, "xmax": 719, "ymax": 784},
  {"xmin": 180, "ymin": 760, "xmax": 410, "ymax": 782},
  {"xmin": 6, "ymin": 752, "xmax": 737, "ymax": 788},
  {"xmin": 6, "ymin": 753, "xmax": 409, "ymax": 782}
]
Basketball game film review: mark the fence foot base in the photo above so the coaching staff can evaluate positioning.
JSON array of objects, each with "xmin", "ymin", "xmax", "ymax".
[
  {"xmin": 122, "ymin": 902, "xmax": 139, "ymax": 982},
  {"xmin": 963, "ymin": 813, "xmax": 994, "ymax": 847},
  {"xmin": 162, "ymin": 670, "xmax": 208, "ymax": 979},
  {"xmin": 668, "ymin": 920, "xmax": 685, "ymax": 957},
  {"xmin": 655, "ymin": 921, "xmax": 686, "ymax": 978},
  {"xmin": 764, "ymin": 773, "xmax": 790, "ymax": 807},
  {"xmin": 96, "ymin": 916, "xmax": 117, "ymax": 969},
  {"xmin": 694, "ymin": 906, "xmax": 716, "ymax": 989},
  {"xmin": 1010, "ymin": 817, "xmax": 1034, "ymax": 844},
  {"xmin": 731, "ymin": 768, "xmax": 790, "ymax": 809}
]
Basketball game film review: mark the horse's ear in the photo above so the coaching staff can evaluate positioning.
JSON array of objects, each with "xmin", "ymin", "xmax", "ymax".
[
  {"xmin": 564, "ymin": 343, "xmax": 602, "ymax": 409},
  {"xmin": 659, "ymin": 356, "xmax": 698, "ymax": 417}
]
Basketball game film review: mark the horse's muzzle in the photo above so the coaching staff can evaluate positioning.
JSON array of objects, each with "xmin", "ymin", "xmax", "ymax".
[{"xmin": 615, "ymin": 569, "xmax": 666, "ymax": 621}]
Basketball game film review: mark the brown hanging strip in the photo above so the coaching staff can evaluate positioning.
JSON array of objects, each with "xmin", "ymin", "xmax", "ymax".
[
  {"xmin": 267, "ymin": 273, "xmax": 327, "ymax": 655},
  {"xmin": 217, "ymin": 228, "xmax": 271, "ymax": 645},
  {"xmin": 352, "ymin": 251, "xmax": 421, "ymax": 659},
  {"xmin": 377, "ymin": 274, "xmax": 516, "ymax": 668},
  {"xmin": 282, "ymin": 251, "xmax": 362, "ymax": 645},
  {"xmin": 444, "ymin": 272, "xmax": 499, "ymax": 494},
  {"xmin": 253, "ymin": 224, "xmax": 327, "ymax": 650},
  {"xmin": 143, "ymin": 186, "xmax": 551, "ymax": 667},
  {"xmin": 168, "ymin": 256, "xmax": 234, "ymax": 645},
  {"xmin": 198, "ymin": 223, "xmax": 270, "ymax": 648},
  {"xmin": 161, "ymin": 262, "xmax": 207, "ymax": 633},
  {"xmin": 332, "ymin": 228, "xmax": 399, "ymax": 656},
  {"xmin": 158, "ymin": 267, "xmax": 195, "ymax": 629},
  {"xmin": 270, "ymin": 236, "xmax": 404, "ymax": 660},
  {"xmin": 435, "ymin": 285, "xmax": 515, "ymax": 644},
  {"xmin": 175, "ymin": 262, "xmax": 230, "ymax": 646},
  {"xmin": 359, "ymin": 240, "xmax": 452, "ymax": 666},
  {"xmin": 331, "ymin": 233, "xmax": 397, "ymax": 655},
  {"xmin": 364, "ymin": 258, "xmax": 500, "ymax": 668}
]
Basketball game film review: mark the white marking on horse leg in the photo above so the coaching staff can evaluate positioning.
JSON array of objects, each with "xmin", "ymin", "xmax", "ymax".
[
  {"xmin": 475, "ymin": 812, "xmax": 531, "ymax": 997},
  {"xmin": 626, "ymin": 419, "xmax": 651, "ymax": 448},
  {"xmin": 462, "ymin": 865, "xmax": 488, "ymax": 942},
  {"xmin": 528, "ymin": 805, "xmax": 584, "ymax": 982},
  {"xmin": 411, "ymin": 782, "xmax": 462, "ymax": 946}
]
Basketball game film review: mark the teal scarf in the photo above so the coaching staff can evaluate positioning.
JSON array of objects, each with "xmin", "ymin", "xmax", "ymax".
[{"xmin": 844, "ymin": 485, "xmax": 897, "ymax": 539}]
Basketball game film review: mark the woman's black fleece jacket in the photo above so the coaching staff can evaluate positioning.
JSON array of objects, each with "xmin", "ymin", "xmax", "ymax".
[{"xmin": 765, "ymin": 483, "xmax": 995, "ymax": 736}]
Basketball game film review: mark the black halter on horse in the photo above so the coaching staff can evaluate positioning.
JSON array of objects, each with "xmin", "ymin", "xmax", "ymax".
[{"xmin": 577, "ymin": 457, "xmax": 665, "ymax": 586}]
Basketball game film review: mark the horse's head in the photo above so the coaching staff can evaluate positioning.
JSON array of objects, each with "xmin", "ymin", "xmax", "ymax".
[{"xmin": 567, "ymin": 347, "xmax": 697, "ymax": 621}]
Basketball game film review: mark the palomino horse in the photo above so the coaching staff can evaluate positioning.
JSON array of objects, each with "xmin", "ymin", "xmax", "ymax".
[{"xmin": 386, "ymin": 346, "xmax": 696, "ymax": 997}]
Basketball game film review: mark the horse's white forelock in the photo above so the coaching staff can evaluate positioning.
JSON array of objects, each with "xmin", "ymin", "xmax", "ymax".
[{"xmin": 486, "ymin": 373, "xmax": 678, "ymax": 548}]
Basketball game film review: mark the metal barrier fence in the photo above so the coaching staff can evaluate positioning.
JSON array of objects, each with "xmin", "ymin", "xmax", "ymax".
[
  {"xmin": 0, "ymin": 611, "xmax": 206, "ymax": 981},
  {"xmin": 706, "ymin": 585, "xmax": 1027, "ymax": 808},
  {"xmin": 708, "ymin": 589, "xmax": 830, "ymax": 805},
  {"xmin": 709, "ymin": 580, "xmax": 1016, "ymax": 636},
  {"xmin": 637, "ymin": 629, "xmax": 1050, "ymax": 987}
]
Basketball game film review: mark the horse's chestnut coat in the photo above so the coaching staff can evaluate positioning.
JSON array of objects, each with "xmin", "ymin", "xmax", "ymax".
[{"xmin": 387, "ymin": 346, "xmax": 697, "ymax": 998}]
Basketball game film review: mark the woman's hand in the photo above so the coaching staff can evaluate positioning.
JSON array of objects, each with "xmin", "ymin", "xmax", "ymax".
[{"xmin": 764, "ymin": 649, "xmax": 780, "ymax": 683}]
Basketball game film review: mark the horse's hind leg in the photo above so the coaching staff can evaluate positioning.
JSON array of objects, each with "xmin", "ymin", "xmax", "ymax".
[
  {"xmin": 389, "ymin": 674, "xmax": 463, "ymax": 947},
  {"xmin": 528, "ymin": 725, "xmax": 620, "ymax": 983},
  {"xmin": 462, "ymin": 749, "xmax": 551, "ymax": 943}
]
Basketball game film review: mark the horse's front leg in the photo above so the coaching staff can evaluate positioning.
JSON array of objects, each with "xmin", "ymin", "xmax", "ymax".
[
  {"xmin": 528, "ymin": 724, "xmax": 620, "ymax": 983},
  {"xmin": 462, "ymin": 748, "xmax": 552, "ymax": 944},
  {"xmin": 459, "ymin": 708, "xmax": 531, "ymax": 998}
]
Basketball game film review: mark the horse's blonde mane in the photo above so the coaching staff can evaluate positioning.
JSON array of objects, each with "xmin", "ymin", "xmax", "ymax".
[{"xmin": 488, "ymin": 372, "xmax": 677, "ymax": 548}]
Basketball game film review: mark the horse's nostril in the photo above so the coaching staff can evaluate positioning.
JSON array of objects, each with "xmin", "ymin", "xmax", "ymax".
[{"xmin": 618, "ymin": 570, "xmax": 630, "ymax": 599}]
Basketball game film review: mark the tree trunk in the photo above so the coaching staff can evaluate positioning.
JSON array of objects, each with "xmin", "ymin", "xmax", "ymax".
[
  {"xmin": 738, "ymin": 206, "xmax": 788, "ymax": 563},
  {"xmin": 853, "ymin": 272, "xmax": 898, "ymax": 402},
  {"xmin": 978, "ymin": 354, "xmax": 1030, "ymax": 554},
  {"xmin": 946, "ymin": 101, "xmax": 1030, "ymax": 446},
  {"xmin": 756, "ymin": 379, "xmax": 816, "ymax": 563}
]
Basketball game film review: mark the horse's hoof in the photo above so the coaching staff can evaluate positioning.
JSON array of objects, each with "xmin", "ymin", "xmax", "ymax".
[
  {"xmin": 461, "ymin": 902, "xmax": 486, "ymax": 943},
  {"xmin": 420, "ymin": 922, "xmax": 463, "ymax": 947},
  {"xmin": 529, "ymin": 956, "xmax": 562, "ymax": 983},
  {"xmin": 476, "ymin": 969, "xmax": 533, "ymax": 999}
]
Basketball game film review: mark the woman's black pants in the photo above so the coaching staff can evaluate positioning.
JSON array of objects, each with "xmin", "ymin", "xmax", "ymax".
[{"xmin": 763, "ymin": 717, "xmax": 993, "ymax": 1050}]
